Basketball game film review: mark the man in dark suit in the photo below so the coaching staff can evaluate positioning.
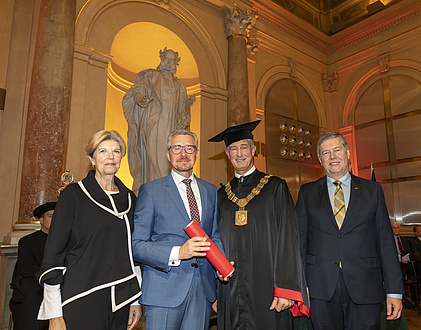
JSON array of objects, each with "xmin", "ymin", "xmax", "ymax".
[
  {"xmin": 10, "ymin": 202, "xmax": 56, "ymax": 330},
  {"xmin": 132, "ymin": 129, "xmax": 230, "ymax": 329},
  {"xmin": 391, "ymin": 222, "xmax": 411, "ymax": 261},
  {"xmin": 409, "ymin": 225, "xmax": 421, "ymax": 281},
  {"xmin": 296, "ymin": 132, "xmax": 403, "ymax": 329},
  {"xmin": 391, "ymin": 222, "xmax": 416, "ymax": 309},
  {"xmin": 409, "ymin": 225, "xmax": 421, "ymax": 253}
]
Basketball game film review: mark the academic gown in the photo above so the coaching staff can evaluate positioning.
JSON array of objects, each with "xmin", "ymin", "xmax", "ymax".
[
  {"xmin": 217, "ymin": 169, "xmax": 310, "ymax": 330},
  {"xmin": 10, "ymin": 230, "xmax": 48, "ymax": 330}
]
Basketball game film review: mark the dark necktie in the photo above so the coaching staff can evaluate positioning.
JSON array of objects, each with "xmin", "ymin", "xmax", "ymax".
[
  {"xmin": 333, "ymin": 180, "xmax": 346, "ymax": 229},
  {"xmin": 397, "ymin": 237, "xmax": 405, "ymax": 256},
  {"xmin": 182, "ymin": 179, "xmax": 200, "ymax": 224}
]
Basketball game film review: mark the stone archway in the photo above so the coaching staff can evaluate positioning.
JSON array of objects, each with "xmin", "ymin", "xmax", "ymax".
[{"xmin": 68, "ymin": 0, "xmax": 228, "ymax": 184}]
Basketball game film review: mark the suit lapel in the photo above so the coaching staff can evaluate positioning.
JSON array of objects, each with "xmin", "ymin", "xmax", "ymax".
[
  {"xmin": 341, "ymin": 174, "xmax": 361, "ymax": 230},
  {"xmin": 318, "ymin": 177, "xmax": 338, "ymax": 230},
  {"xmin": 196, "ymin": 176, "xmax": 207, "ymax": 227},
  {"xmin": 165, "ymin": 174, "xmax": 190, "ymax": 221}
]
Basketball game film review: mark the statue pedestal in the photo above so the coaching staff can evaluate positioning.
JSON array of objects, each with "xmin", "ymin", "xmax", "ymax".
[
  {"xmin": 0, "ymin": 224, "xmax": 39, "ymax": 328},
  {"xmin": 3, "ymin": 223, "xmax": 40, "ymax": 245}
]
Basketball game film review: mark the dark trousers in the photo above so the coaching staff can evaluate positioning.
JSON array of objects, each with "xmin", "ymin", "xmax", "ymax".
[
  {"xmin": 310, "ymin": 272, "xmax": 381, "ymax": 330},
  {"xmin": 63, "ymin": 288, "xmax": 130, "ymax": 330},
  {"xmin": 10, "ymin": 293, "xmax": 48, "ymax": 330}
]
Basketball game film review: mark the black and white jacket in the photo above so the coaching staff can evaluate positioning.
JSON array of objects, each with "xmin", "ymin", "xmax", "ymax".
[{"xmin": 38, "ymin": 170, "xmax": 141, "ymax": 317}]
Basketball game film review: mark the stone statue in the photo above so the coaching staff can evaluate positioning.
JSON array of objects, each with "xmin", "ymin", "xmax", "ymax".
[{"xmin": 123, "ymin": 48, "xmax": 192, "ymax": 193}]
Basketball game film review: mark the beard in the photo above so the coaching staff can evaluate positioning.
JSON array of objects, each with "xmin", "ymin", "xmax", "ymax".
[
  {"xmin": 158, "ymin": 62, "xmax": 176, "ymax": 75},
  {"xmin": 173, "ymin": 156, "xmax": 193, "ymax": 172}
]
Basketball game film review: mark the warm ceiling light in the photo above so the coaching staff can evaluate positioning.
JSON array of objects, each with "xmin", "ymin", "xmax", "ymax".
[{"xmin": 367, "ymin": 0, "xmax": 385, "ymax": 15}]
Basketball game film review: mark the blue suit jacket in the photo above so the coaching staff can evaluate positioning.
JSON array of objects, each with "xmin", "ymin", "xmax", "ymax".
[
  {"xmin": 132, "ymin": 173, "xmax": 224, "ymax": 307},
  {"xmin": 296, "ymin": 174, "xmax": 403, "ymax": 304}
]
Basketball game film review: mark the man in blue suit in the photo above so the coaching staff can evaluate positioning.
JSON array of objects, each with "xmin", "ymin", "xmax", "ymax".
[
  {"xmin": 132, "ymin": 129, "xmax": 229, "ymax": 329},
  {"xmin": 296, "ymin": 132, "xmax": 403, "ymax": 329}
]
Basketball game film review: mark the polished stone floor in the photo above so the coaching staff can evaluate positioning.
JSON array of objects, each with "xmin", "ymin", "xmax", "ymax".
[{"xmin": 134, "ymin": 307, "xmax": 420, "ymax": 330}]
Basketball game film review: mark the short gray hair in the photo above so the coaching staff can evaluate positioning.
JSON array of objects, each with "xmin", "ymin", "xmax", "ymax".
[
  {"xmin": 317, "ymin": 132, "xmax": 348, "ymax": 158},
  {"xmin": 167, "ymin": 130, "xmax": 199, "ymax": 149}
]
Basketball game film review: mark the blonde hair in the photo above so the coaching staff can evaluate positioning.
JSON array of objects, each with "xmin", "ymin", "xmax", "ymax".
[{"xmin": 85, "ymin": 130, "xmax": 126, "ymax": 157}]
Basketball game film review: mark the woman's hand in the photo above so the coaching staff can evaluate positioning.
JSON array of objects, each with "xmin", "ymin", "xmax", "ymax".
[
  {"xmin": 127, "ymin": 305, "xmax": 142, "ymax": 330},
  {"xmin": 49, "ymin": 317, "xmax": 66, "ymax": 330}
]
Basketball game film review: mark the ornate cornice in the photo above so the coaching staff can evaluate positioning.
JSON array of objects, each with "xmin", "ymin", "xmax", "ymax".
[
  {"xmin": 252, "ymin": 4, "xmax": 327, "ymax": 54},
  {"xmin": 327, "ymin": 6, "xmax": 421, "ymax": 55},
  {"xmin": 252, "ymin": 0, "xmax": 421, "ymax": 56}
]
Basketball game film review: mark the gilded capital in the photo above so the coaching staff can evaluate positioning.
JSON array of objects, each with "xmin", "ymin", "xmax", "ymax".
[{"xmin": 224, "ymin": 4, "xmax": 257, "ymax": 38}]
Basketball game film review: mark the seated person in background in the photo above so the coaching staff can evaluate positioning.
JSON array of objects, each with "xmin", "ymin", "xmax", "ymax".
[
  {"xmin": 409, "ymin": 225, "xmax": 421, "ymax": 282},
  {"xmin": 391, "ymin": 222, "xmax": 416, "ymax": 309},
  {"xmin": 409, "ymin": 225, "xmax": 421, "ymax": 253},
  {"xmin": 10, "ymin": 202, "xmax": 56, "ymax": 330}
]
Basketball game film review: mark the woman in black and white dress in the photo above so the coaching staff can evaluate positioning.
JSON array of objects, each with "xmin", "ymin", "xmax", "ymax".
[{"xmin": 38, "ymin": 130, "xmax": 142, "ymax": 330}]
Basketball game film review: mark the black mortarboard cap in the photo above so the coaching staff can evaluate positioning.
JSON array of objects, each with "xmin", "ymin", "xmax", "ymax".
[
  {"xmin": 33, "ymin": 202, "xmax": 57, "ymax": 218},
  {"xmin": 208, "ymin": 120, "xmax": 261, "ymax": 147}
]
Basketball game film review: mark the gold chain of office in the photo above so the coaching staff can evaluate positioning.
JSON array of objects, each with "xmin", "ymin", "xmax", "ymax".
[{"xmin": 224, "ymin": 174, "xmax": 272, "ymax": 226}]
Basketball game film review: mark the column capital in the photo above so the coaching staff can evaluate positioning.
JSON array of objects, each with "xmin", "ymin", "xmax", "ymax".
[
  {"xmin": 224, "ymin": 4, "xmax": 257, "ymax": 39},
  {"xmin": 247, "ymin": 37, "xmax": 260, "ymax": 61}
]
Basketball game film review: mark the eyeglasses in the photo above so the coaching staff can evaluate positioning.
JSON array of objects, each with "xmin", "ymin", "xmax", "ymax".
[{"xmin": 169, "ymin": 145, "xmax": 197, "ymax": 154}]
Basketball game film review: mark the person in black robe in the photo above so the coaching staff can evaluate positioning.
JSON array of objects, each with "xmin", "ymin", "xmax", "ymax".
[
  {"xmin": 10, "ymin": 202, "xmax": 56, "ymax": 330},
  {"xmin": 209, "ymin": 121, "xmax": 310, "ymax": 329}
]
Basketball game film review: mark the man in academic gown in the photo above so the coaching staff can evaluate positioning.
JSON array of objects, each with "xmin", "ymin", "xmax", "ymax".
[
  {"xmin": 10, "ymin": 202, "xmax": 56, "ymax": 330},
  {"xmin": 209, "ymin": 121, "xmax": 310, "ymax": 330}
]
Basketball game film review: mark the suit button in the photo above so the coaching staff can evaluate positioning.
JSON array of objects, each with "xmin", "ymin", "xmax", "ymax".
[{"xmin": 338, "ymin": 234, "xmax": 342, "ymax": 238}]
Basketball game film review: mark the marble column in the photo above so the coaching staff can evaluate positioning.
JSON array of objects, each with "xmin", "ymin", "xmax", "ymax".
[
  {"xmin": 224, "ymin": 4, "xmax": 257, "ymax": 127},
  {"xmin": 17, "ymin": 0, "xmax": 76, "ymax": 223}
]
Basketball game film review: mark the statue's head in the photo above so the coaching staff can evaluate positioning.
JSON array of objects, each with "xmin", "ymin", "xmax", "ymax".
[{"xmin": 158, "ymin": 47, "xmax": 180, "ymax": 75}]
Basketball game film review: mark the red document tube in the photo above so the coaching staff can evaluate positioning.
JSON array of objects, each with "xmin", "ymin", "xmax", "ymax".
[{"xmin": 184, "ymin": 220, "xmax": 235, "ymax": 278}]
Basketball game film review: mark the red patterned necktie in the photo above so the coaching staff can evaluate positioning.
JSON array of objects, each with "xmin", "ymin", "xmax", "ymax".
[
  {"xmin": 397, "ymin": 237, "xmax": 405, "ymax": 256},
  {"xmin": 182, "ymin": 179, "xmax": 200, "ymax": 224}
]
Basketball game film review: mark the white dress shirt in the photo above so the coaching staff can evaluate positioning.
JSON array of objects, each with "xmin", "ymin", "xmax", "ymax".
[{"xmin": 168, "ymin": 170, "xmax": 202, "ymax": 266}]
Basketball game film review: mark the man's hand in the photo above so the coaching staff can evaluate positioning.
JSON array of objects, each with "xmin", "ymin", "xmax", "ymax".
[
  {"xmin": 212, "ymin": 300, "xmax": 218, "ymax": 313},
  {"xmin": 49, "ymin": 317, "xmax": 66, "ymax": 330},
  {"xmin": 127, "ymin": 305, "xmax": 142, "ymax": 330},
  {"xmin": 269, "ymin": 297, "xmax": 294, "ymax": 312},
  {"xmin": 216, "ymin": 261, "xmax": 235, "ymax": 281},
  {"xmin": 386, "ymin": 297, "xmax": 402, "ymax": 320},
  {"xmin": 179, "ymin": 236, "xmax": 210, "ymax": 260}
]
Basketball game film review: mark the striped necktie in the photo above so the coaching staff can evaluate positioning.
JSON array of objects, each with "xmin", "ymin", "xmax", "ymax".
[{"xmin": 333, "ymin": 180, "xmax": 345, "ymax": 229}]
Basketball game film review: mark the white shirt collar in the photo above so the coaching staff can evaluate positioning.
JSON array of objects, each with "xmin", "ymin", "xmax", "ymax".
[
  {"xmin": 234, "ymin": 166, "xmax": 256, "ymax": 178},
  {"xmin": 171, "ymin": 170, "xmax": 194, "ymax": 185}
]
